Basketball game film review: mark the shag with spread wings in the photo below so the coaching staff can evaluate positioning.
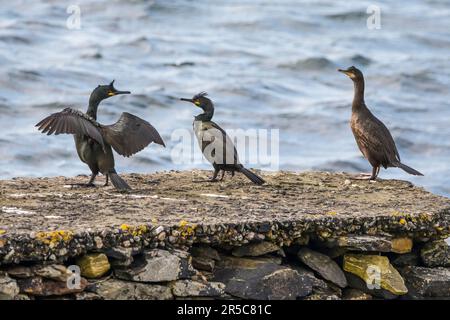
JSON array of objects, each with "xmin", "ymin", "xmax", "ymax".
[
  {"xmin": 35, "ymin": 82, "xmax": 165, "ymax": 190},
  {"xmin": 36, "ymin": 108, "xmax": 165, "ymax": 156}
]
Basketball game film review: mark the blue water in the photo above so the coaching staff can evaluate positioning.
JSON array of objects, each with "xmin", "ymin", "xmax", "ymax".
[{"xmin": 0, "ymin": 0, "xmax": 449, "ymax": 197}]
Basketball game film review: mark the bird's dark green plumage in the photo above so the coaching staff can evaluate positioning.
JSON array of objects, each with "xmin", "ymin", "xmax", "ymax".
[
  {"xmin": 338, "ymin": 66, "xmax": 423, "ymax": 180},
  {"xmin": 180, "ymin": 92, "xmax": 265, "ymax": 185},
  {"xmin": 36, "ymin": 81, "xmax": 165, "ymax": 190}
]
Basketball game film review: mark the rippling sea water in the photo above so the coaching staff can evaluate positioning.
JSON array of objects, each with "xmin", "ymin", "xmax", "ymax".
[{"xmin": 0, "ymin": 0, "xmax": 449, "ymax": 196}]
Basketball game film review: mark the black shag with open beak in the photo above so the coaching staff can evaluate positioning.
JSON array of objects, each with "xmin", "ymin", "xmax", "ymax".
[
  {"xmin": 35, "ymin": 81, "xmax": 165, "ymax": 190},
  {"xmin": 180, "ymin": 92, "xmax": 265, "ymax": 185}
]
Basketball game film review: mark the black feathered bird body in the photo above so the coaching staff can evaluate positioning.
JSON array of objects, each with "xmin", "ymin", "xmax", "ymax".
[
  {"xmin": 193, "ymin": 119, "xmax": 240, "ymax": 173},
  {"xmin": 36, "ymin": 100, "xmax": 165, "ymax": 190},
  {"xmin": 351, "ymin": 104, "xmax": 400, "ymax": 169},
  {"xmin": 74, "ymin": 131, "xmax": 115, "ymax": 176},
  {"xmin": 188, "ymin": 92, "xmax": 265, "ymax": 185}
]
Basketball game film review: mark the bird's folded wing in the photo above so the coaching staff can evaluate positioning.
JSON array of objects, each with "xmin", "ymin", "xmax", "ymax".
[
  {"xmin": 372, "ymin": 116, "xmax": 401, "ymax": 162},
  {"xmin": 102, "ymin": 112, "xmax": 165, "ymax": 157},
  {"xmin": 35, "ymin": 108, "xmax": 105, "ymax": 149},
  {"xmin": 209, "ymin": 121, "xmax": 240, "ymax": 165},
  {"xmin": 353, "ymin": 119, "xmax": 399, "ymax": 165}
]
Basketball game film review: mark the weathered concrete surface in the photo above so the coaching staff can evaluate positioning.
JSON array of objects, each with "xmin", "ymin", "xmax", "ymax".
[{"xmin": 0, "ymin": 170, "xmax": 449, "ymax": 264}]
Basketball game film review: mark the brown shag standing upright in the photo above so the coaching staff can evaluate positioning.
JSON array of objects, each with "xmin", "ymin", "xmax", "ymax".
[{"xmin": 338, "ymin": 66, "xmax": 423, "ymax": 180}]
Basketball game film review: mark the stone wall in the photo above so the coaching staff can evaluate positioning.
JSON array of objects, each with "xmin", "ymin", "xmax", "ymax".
[
  {"xmin": 1, "ymin": 235, "xmax": 450, "ymax": 300},
  {"xmin": 1, "ymin": 171, "xmax": 450, "ymax": 300}
]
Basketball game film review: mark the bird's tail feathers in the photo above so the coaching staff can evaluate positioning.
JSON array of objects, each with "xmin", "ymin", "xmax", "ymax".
[
  {"xmin": 239, "ymin": 167, "xmax": 265, "ymax": 185},
  {"xmin": 109, "ymin": 172, "xmax": 131, "ymax": 190},
  {"xmin": 393, "ymin": 162, "xmax": 424, "ymax": 176}
]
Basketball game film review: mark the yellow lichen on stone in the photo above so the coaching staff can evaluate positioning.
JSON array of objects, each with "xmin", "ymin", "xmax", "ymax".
[
  {"xmin": 119, "ymin": 224, "xmax": 149, "ymax": 236},
  {"xmin": 399, "ymin": 218, "xmax": 406, "ymax": 225},
  {"xmin": 419, "ymin": 213, "xmax": 431, "ymax": 221},
  {"xmin": 178, "ymin": 220, "xmax": 196, "ymax": 238},
  {"xmin": 343, "ymin": 254, "xmax": 407, "ymax": 295},
  {"xmin": 36, "ymin": 230, "xmax": 73, "ymax": 245},
  {"xmin": 132, "ymin": 225, "xmax": 148, "ymax": 236},
  {"xmin": 179, "ymin": 220, "xmax": 189, "ymax": 227},
  {"xmin": 0, "ymin": 229, "xmax": 6, "ymax": 235},
  {"xmin": 77, "ymin": 253, "xmax": 110, "ymax": 278},
  {"xmin": 326, "ymin": 211, "xmax": 337, "ymax": 215},
  {"xmin": 391, "ymin": 237, "xmax": 413, "ymax": 254},
  {"xmin": 120, "ymin": 224, "xmax": 131, "ymax": 232}
]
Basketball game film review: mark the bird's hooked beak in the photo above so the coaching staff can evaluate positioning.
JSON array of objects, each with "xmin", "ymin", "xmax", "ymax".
[
  {"xmin": 108, "ymin": 88, "xmax": 131, "ymax": 96},
  {"xmin": 180, "ymin": 97, "xmax": 200, "ymax": 106},
  {"xmin": 338, "ymin": 68, "xmax": 354, "ymax": 78},
  {"xmin": 108, "ymin": 80, "xmax": 131, "ymax": 96}
]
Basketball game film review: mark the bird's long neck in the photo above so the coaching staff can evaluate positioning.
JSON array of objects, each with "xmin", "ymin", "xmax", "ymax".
[
  {"xmin": 195, "ymin": 105, "xmax": 214, "ymax": 122},
  {"xmin": 87, "ymin": 97, "xmax": 100, "ymax": 120},
  {"xmin": 352, "ymin": 79, "xmax": 365, "ymax": 111}
]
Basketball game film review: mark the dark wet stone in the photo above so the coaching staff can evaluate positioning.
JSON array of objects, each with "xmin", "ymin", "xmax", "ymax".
[
  {"xmin": 391, "ymin": 252, "xmax": 420, "ymax": 267},
  {"xmin": 401, "ymin": 266, "xmax": 450, "ymax": 298},
  {"xmin": 192, "ymin": 256, "xmax": 215, "ymax": 272},
  {"xmin": 420, "ymin": 240, "xmax": 450, "ymax": 267},
  {"xmin": 316, "ymin": 247, "xmax": 348, "ymax": 259},
  {"xmin": 342, "ymin": 288, "xmax": 372, "ymax": 300},
  {"xmin": 190, "ymin": 245, "xmax": 220, "ymax": 261},
  {"xmin": 218, "ymin": 255, "xmax": 282, "ymax": 267},
  {"xmin": 297, "ymin": 247, "xmax": 347, "ymax": 288},
  {"xmin": 232, "ymin": 241, "xmax": 280, "ymax": 257},
  {"xmin": 303, "ymin": 277, "xmax": 342, "ymax": 300},
  {"xmin": 213, "ymin": 257, "xmax": 313, "ymax": 300},
  {"xmin": 345, "ymin": 272, "xmax": 398, "ymax": 300}
]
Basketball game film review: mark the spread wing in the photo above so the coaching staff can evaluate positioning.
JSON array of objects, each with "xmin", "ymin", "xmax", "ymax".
[
  {"xmin": 35, "ymin": 108, "xmax": 105, "ymax": 150},
  {"xmin": 102, "ymin": 112, "xmax": 165, "ymax": 157},
  {"xmin": 352, "ymin": 108, "xmax": 400, "ymax": 167}
]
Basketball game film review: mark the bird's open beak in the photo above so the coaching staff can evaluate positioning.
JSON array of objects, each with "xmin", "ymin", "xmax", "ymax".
[
  {"xmin": 180, "ymin": 98, "xmax": 194, "ymax": 103},
  {"xmin": 109, "ymin": 89, "xmax": 131, "ymax": 96}
]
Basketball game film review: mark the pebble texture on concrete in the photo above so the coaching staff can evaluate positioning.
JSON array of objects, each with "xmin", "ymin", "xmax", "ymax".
[{"xmin": 1, "ymin": 171, "xmax": 449, "ymax": 264}]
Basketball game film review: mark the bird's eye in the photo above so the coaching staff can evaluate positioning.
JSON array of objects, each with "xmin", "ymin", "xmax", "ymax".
[
  {"xmin": 108, "ymin": 91, "xmax": 115, "ymax": 96},
  {"xmin": 194, "ymin": 100, "xmax": 200, "ymax": 106}
]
